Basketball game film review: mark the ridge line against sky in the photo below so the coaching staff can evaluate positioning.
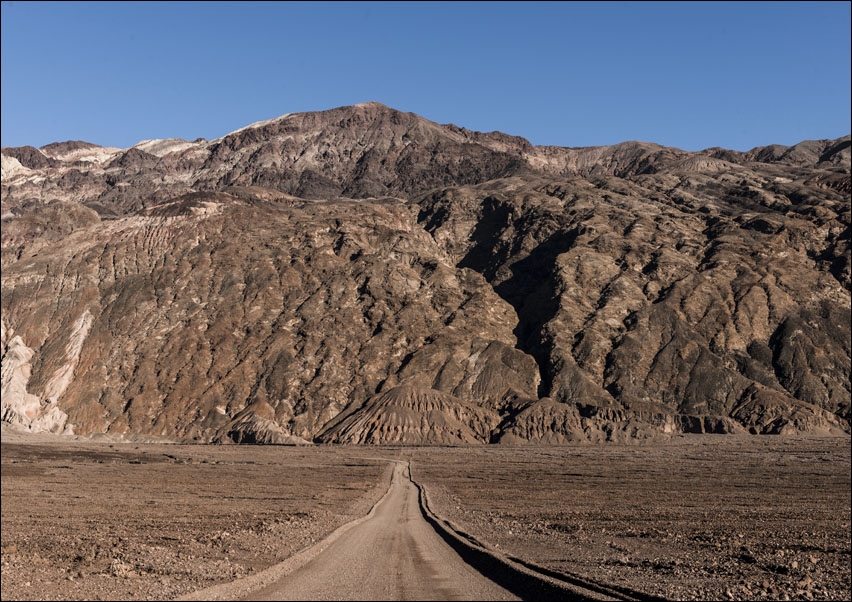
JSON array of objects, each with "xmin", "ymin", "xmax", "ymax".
[{"xmin": 1, "ymin": 1, "xmax": 850, "ymax": 152}]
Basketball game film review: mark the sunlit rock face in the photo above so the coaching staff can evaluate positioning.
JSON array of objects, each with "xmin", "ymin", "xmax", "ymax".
[
  {"xmin": 2, "ymin": 103, "xmax": 849, "ymax": 442},
  {"xmin": 1, "ymin": 321, "xmax": 72, "ymax": 434}
]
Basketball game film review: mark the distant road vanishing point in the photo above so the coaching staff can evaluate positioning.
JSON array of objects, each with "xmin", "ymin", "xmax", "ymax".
[
  {"xmin": 178, "ymin": 460, "xmax": 626, "ymax": 602},
  {"xmin": 246, "ymin": 461, "xmax": 518, "ymax": 601}
]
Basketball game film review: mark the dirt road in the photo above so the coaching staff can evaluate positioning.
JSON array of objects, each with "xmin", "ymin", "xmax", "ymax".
[
  {"xmin": 246, "ymin": 461, "xmax": 518, "ymax": 601},
  {"xmin": 4, "ymin": 438, "xmax": 848, "ymax": 602}
]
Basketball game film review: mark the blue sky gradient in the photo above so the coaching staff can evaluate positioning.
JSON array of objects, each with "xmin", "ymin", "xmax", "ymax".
[{"xmin": 2, "ymin": 1, "xmax": 850, "ymax": 151}]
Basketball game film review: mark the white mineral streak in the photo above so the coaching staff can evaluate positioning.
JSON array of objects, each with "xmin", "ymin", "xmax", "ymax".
[
  {"xmin": 1, "ymin": 322, "xmax": 42, "ymax": 422},
  {"xmin": 41, "ymin": 145, "xmax": 122, "ymax": 164},
  {"xmin": 0, "ymin": 320, "xmax": 72, "ymax": 434},
  {"xmin": 1, "ymin": 154, "xmax": 30, "ymax": 181},
  {"xmin": 214, "ymin": 113, "xmax": 293, "ymax": 141},
  {"xmin": 42, "ymin": 309, "xmax": 94, "ymax": 404},
  {"xmin": 189, "ymin": 201, "xmax": 224, "ymax": 217},
  {"xmin": 133, "ymin": 138, "xmax": 202, "ymax": 157}
]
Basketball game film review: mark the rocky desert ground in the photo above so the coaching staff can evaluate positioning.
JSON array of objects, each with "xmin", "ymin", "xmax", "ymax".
[
  {"xmin": 1, "ymin": 432, "xmax": 849, "ymax": 601},
  {"xmin": 2, "ymin": 101, "xmax": 850, "ymax": 601},
  {"xmin": 0, "ymin": 431, "xmax": 392, "ymax": 601},
  {"xmin": 413, "ymin": 437, "xmax": 851, "ymax": 601}
]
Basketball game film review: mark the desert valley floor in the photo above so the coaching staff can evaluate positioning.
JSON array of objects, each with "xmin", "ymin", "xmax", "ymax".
[{"xmin": 1, "ymin": 433, "xmax": 850, "ymax": 601}]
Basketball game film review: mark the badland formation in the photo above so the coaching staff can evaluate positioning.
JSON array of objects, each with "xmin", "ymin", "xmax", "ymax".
[{"xmin": 2, "ymin": 102, "xmax": 849, "ymax": 444}]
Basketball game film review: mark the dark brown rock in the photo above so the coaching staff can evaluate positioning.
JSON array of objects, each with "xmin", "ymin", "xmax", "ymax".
[
  {"xmin": 1, "ymin": 103, "xmax": 849, "ymax": 443},
  {"xmin": 1, "ymin": 145, "xmax": 58, "ymax": 169}
]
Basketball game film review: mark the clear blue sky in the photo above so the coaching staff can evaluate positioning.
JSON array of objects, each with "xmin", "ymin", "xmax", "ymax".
[{"xmin": 2, "ymin": 1, "xmax": 850, "ymax": 151}]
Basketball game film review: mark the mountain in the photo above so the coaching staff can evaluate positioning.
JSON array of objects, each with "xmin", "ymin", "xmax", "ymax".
[{"xmin": 2, "ymin": 102, "xmax": 849, "ymax": 443}]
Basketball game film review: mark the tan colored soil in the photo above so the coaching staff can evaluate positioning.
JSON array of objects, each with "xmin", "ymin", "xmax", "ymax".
[
  {"xmin": 1, "ymin": 434, "xmax": 849, "ymax": 601},
  {"xmin": 0, "ymin": 435, "xmax": 394, "ymax": 601},
  {"xmin": 411, "ymin": 437, "xmax": 851, "ymax": 601}
]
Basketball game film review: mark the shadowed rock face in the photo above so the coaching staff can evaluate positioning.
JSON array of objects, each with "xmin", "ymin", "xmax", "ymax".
[{"xmin": 2, "ymin": 103, "xmax": 849, "ymax": 443}]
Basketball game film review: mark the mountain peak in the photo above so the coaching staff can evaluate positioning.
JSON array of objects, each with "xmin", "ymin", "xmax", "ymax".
[
  {"xmin": 352, "ymin": 100, "xmax": 391, "ymax": 109},
  {"xmin": 2, "ymin": 106, "xmax": 849, "ymax": 443}
]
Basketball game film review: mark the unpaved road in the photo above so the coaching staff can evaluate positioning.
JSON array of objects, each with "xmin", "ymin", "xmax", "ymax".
[
  {"xmin": 4, "ymin": 438, "xmax": 848, "ymax": 601},
  {"xmin": 246, "ymin": 461, "xmax": 518, "ymax": 601}
]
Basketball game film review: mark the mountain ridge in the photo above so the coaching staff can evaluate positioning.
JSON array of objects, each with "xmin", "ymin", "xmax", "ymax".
[
  {"xmin": 6, "ymin": 100, "xmax": 847, "ymax": 166},
  {"xmin": 2, "ymin": 102, "xmax": 849, "ymax": 443}
]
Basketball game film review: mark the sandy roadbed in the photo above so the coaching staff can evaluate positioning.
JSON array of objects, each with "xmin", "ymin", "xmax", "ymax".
[{"xmin": 2, "ymin": 434, "xmax": 850, "ymax": 601}]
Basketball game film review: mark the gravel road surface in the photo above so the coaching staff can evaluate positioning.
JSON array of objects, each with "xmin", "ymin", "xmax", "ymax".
[{"xmin": 246, "ymin": 461, "xmax": 518, "ymax": 601}]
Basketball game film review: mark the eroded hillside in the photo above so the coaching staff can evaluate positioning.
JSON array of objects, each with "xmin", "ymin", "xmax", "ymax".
[{"xmin": 2, "ymin": 103, "xmax": 849, "ymax": 442}]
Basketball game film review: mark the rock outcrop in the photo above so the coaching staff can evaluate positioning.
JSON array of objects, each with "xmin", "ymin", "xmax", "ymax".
[
  {"xmin": 318, "ymin": 384, "xmax": 500, "ymax": 445},
  {"xmin": 2, "ymin": 103, "xmax": 849, "ymax": 442},
  {"xmin": 1, "ymin": 321, "xmax": 72, "ymax": 434}
]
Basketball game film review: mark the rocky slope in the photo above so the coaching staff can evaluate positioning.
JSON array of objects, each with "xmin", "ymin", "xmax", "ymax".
[{"xmin": 2, "ymin": 102, "xmax": 849, "ymax": 443}]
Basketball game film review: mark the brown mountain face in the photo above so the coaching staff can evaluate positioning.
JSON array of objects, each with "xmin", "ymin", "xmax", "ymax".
[{"xmin": 2, "ymin": 102, "xmax": 850, "ymax": 443}]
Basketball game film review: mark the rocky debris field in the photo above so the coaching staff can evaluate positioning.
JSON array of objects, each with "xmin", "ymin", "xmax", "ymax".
[
  {"xmin": 411, "ymin": 437, "xmax": 851, "ymax": 602},
  {"xmin": 2, "ymin": 434, "xmax": 849, "ymax": 601},
  {"xmin": 0, "ymin": 434, "xmax": 393, "ymax": 601}
]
